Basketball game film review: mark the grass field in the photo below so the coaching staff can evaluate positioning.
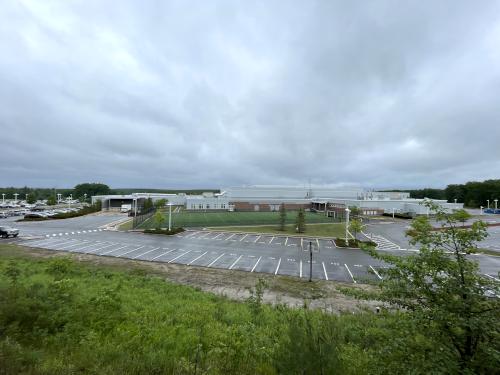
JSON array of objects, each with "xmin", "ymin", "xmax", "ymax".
[
  {"xmin": 140, "ymin": 210, "xmax": 338, "ymax": 228},
  {"xmin": 209, "ymin": 223, "xmax": 348, "ymax": 238}
]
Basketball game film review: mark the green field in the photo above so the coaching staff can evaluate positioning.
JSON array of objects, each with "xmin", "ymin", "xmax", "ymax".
[
  {"xmin": 210, "ymin": 223, "xmax": 348, "ymax": 238},
  {"xmin": 140, "ymin": 210, "xmax": 338, "ymax": 228}
]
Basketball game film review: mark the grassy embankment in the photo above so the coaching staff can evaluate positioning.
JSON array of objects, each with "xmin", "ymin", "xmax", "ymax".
[{"xmin": 0, "ymin": 243, "xmax": 467, "ymax": 374}]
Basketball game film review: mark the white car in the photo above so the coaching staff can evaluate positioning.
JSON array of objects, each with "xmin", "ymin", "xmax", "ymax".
[{"xmin": 0, "ymin": 226, "xmax": 19, "ymax": 238}]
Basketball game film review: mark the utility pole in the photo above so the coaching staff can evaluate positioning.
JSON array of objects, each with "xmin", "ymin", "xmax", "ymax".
[
  {"xmin": 14, "ymin": 193, "xmax": 18, "ymax": 202},
  {"xmin": 69, "ymin": 194, "xmax": 72, "ymax": 209},
  {"xmin": 309, "ymin": 241, "xmax": 313, "ymax": 282},
  {"xmin": 487, "ymin": 199, "xmax": 490, "ymax": 209},
  {"xmin": 2, "ymin": 193, "xmax": 5, "ymax": 204},
  {"xmin": 168, "ymin": 203, "xmax": 172, "ymax": 231},
  {"xmin": 495, "ymin": 199, "xmax": 498, "ymax": 210}
]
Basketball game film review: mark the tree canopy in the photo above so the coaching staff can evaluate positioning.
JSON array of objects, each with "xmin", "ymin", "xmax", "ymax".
[{"xmin": 73, "ymin": 183, "xmax": 110, "ymax": 200}]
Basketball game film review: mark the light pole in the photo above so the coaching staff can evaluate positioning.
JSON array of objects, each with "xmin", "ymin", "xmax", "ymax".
[
  {"xmin": 345, "ymin": 207, "xmax": 350, "ymax": 246},
  {"xmin": 168, "ymin": 203, "xmax": 173, "ymax": 231},
  {"xmin": 14, "ymin": 193, "xmax": 18, "ymax": 202},
  {"xmin": 68, "ymin": 194, "xmax": 72, "ymax": 209},
  {"xmin": 392, "ymin": 207, "xmax": 395, "ymax": 219},
  {"xmin": 454, "ymin": 198, "xmax": 457, "ymax": 209},
  {"xmin": 134, "ymin": 198, "xmax": 138, "ymax": 217},
  {"xmin": 2, "ymin": 193, "xmax": 5, "ymax": 205},
  {"xmin": 495, "ymin": 199, "xmax": 498, "ymax": 210},
  {"xmin": 487, "ymin": 199, "xmax": 490, "ymax": 209},
  {"xmin": 308, "ymin": 241, "xmax": 313, "ymax": 282},
  {"xmin": 480, "ymin": 206, "xmax": 484, "ymax": 215},
  {"xmin": 84, "ymin": 193, "xmax": 87, "ymax": 203}
]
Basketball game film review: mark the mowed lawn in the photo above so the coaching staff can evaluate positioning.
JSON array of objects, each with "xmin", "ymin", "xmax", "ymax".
[
  {"xmin": 210, "ymin": 223, "xmax": 347, "ymax": 238},
  {"xmin": 141, "ymin": 210, "xmax": 337, "ymax": 228}
]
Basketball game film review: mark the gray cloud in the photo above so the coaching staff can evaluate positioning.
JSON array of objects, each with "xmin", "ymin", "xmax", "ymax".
[{"xmin": 1, "ymin": 0, "xmax": 500, "ymax": 189}]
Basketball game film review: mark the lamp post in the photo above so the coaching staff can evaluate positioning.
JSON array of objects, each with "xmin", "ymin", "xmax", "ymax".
[
  {"xmin": 2, "ymin": 193, "xmax": 5, "ymax": 205},
  {"xmin": 133, "ymin": 198, "xmax": 138, "ymax": 217},
  {"xmin": 392, "ymin": 207, "xmax": 395, "ymax": 219},
  {"xmin": 14, "ymin": 193, "xmax": 18, "ymax": 202},
  {"xmin": 68, "ymin": 194, "xmax": 72, "ymax": 209},
  {"xmin": 487, "ymin": 200, "xmax": 490, "ymax": 209},
  {"xmin": 168, "ymin": 203, "xmax": 173, "ymax": 231},
  {"xmin": 84, "ymin": 193, "xmax": 87, "ymax": 203},
  {"xmin": 495, "ymin": 199, "xmax": 498, "ymax": 210},
  {"xmin": 345, "ymin": 207, "xmax": 350, "ymax": 246},
  {"xmin": 480, "ymin": 206, "xmax": 484, "ymax": 215}
]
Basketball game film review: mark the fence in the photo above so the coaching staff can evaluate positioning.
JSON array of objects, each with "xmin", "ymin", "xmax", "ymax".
[{"xmin": 132, "ymin": 207, "xmax": 155, "ymax": 229}]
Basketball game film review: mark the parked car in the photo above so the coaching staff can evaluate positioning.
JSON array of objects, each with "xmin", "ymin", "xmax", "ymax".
[
  {"xmin": 0, "ymin": 226, "xmax": 19, "ymax": 238},
  {"xmin": 0, "ymin": 212, "xmax": 8, "ymax": 219}
]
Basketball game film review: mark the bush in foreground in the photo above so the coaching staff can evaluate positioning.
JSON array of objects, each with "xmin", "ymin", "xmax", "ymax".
[{"xmin": 144, "ymin": 227, "xmax": 185, "ymax": 235}]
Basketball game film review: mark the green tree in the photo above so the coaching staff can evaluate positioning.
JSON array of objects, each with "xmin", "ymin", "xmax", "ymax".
[
  {"xmin": 142, "ymin": 198, "xmax": 154, "ymax": 212},
  {"xmin": 46, "ymin": 196, "xmax": 57, "ymax": 206},
  {"xmin": 26, "ymin": 193, "xmax": 37, "ymax": 204},
  {"xmin": 349, "ymin": 218, "xmax": 363, "ymax": 241},
  {"xmin": 366, "ymin": 201, "xmax": 499, "ymax": 373},
  {"xmin": 295, "ymin": 208, "xmax": 306, "ymax": 233},
  {"xmin": 454, "ymin": 208, "xmax": 471, "ymax": 227},
  {"xmin": 349, "ymin": 206, "xmax": 361, "ymax": 219},
  {"xmin": 73, "ymin": 183, "xmax": 110, "ymax": 200},
  {"xmin": 279, "ymin": 203, "xmax": 286, "ymax": 231},
  {"xmin": 155, "ymin": 199, "xmax": 167, "ymax": 209},
  {"xmin": 153, "ymin": 211, "xmax": 165, "ymax": 230}
]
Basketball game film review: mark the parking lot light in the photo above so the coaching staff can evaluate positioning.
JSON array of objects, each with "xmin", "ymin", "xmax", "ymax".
[
  {"xmin": 168, "ymin": 203, "xmax": 173, "ymax": 231},
  {"xmin": 2, "ymin": 194, "xmax": 4, "ymax": 204},
  {"xmin": 14, "ymin": 193, "xmax": 18, "ymax": 202},
  {"xmin": 487, "ymin": 199, "xmax": 490, "ymax": 209},
  {"xmin": 392, "ymin": 207, "xmax": 395, "ymax": 219},
  {"xmin": 495, "ymin": 199, "xmax": 498, "ymax": 210},
  {"xmin": 480, "ymin": 206, "xmax": 483, "ymax": 215},
  {"xmin": 345, "ymin": 208, "xmax": 350, "ymax": 246}
]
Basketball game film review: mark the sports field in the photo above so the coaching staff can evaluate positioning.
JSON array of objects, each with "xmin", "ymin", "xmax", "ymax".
[
  {"xmin": 209, "ymin": 223, "xmax": 348, "ymax": 237},
  {"xmin": 140, "ymin": 210, "xmax": 339, "ymax": 228}
]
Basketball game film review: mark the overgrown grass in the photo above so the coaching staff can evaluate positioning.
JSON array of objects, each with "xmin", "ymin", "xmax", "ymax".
[
  {"xmin": 0, "ymin": 246, "xmax": 493, "ymax": 374},
  {"xmin": 140, "ymin": 210, "xmax": 337, "ymax": 228},
  {"xmin": 209, "ymin": 223, "xmax": 347, "ymax": 237}
]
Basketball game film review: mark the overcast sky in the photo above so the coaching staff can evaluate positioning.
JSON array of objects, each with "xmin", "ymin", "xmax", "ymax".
[{"xmin": 1, "ymin": 1, "xmax": 500, "ymax": 189}]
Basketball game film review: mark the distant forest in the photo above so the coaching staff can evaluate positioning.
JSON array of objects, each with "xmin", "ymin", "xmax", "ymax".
[{"xmin": 387, "ymin": 179, "xmax": 500, "ymax": 207}]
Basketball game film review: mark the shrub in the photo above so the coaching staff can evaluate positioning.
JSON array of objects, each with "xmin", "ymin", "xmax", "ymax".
[{"xmin": 143, "ymin": 227, "xmax": 185, "ymax": 235}]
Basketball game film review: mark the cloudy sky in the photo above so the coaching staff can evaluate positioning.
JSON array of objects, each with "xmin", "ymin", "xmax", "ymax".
[{"xmin": 1, "ymin": 1, "xmax": 500, "ymax": 189}]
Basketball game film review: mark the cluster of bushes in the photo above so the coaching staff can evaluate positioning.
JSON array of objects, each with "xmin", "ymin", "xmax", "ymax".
[
  {"xmin": 2, "ymin": 255, "xmax": 496, "ymax": 374},
  {"xmin": 382, "ymin": 212, "xmax": 414, "ymax": 219},
  {"xmin": 334, "ymin": 238, "xmax": 377, "ymax": 248},
  {"xmin": 144, "ymin": 227, "xmax": 185, "ymax": 235}
]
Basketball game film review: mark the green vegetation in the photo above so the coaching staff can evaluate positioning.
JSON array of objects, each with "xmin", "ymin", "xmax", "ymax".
[
  {"xmin": 1, "ymin": 238, "xmax": 498, "ymax": 374},
  {"xmin": 153, "ymin": 210, "xmax": 165, "ymax": 229},
  {"xmin": 144, "ymin": 228, "xmax": 185, "ymax": 235},
  {"xmin": 295, "ymin": 208, "xmax": 306, "ymax": 233},
  {"xmin": 73, "ymin": 183, "xmax": 111, "ymax": 201},
  {"xmin": 278, "ymin": 204, "xmax": 286, "ymax": 231},
  {"xmin": 141, "ymin": 210, "xmax": 337, "ymax": 229},
  {"xmin": 349, "ymin": 218, "xmax": 363, "ymax": 239},
  {"xmin": 118, "ymin": 219, "xmax": 133, "ymax": 231},
  {"xmin": 208, "ymin": 223, "xmax": 347, "ymax": 237}
]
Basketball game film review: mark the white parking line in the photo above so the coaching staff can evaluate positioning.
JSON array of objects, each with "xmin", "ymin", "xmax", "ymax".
[
  {"xmin": 301, "ymin": 238, "xmax": 303, "ymax": 248},
  {"xmin": 71, "ymin": 232, "xmax": 75, "ymax": 235},
  {"xmin": 101, "ymin": 245, "xmax": 128, "ymax": 255},
  {"xmin": 50, "ymin": 240, "xmax": 80, "ymax": 250},
  {"xmin": 132, "ymin": 247, "xmax": 160, "ymax": 260},
  {"xmin": 251, "ymin": 256, "xmax": 262, "ymax": 272},
  {"xmin": 239, "ymin": 234, "xmax": 248, "ymax": 242},
  {"xmin": 484, "ymin": 274, "xmax": 500, "ymax": 282},
  {"xmin": 269, "ymin": 236, "xmax": 274, "ymax": 244},
  {"xmin": 322, "ymin": 262, "xmax": 328, "ymax": 280},
  {"xmin": 71, "ymin": 241, "xmax": 101, "ymax": 252},
  {"xmin": 184, "ymin": 231, "xmax": 199, "ymax": 238},
  {"xmin": 299, "ymin": 260, "xmax": 303, "ymax": 278},
  {"xmin": 284, "ymin": 237, "xmax": 288, "ymax": 246},
  {"xmin": 316, "ymin": 239, "xmax": 320, "ymax": 248},
  {"xmin": 150, "ymin": 249, "xmax": 175, "ymax": 261},
  {"xmin": 274, "ymin": 258, "xmax": 282, "ymax": 275},
  {"xmin": 254, "ymin": 235, "xmax": 261, "ymax": 243},
  {"xmin": 369, "ymin": 265, "xmax": 382, "ymax": 280},
  {"xmin": 344, "ymin": 264, "xmax": 356, "ymax": 283},
  {"xmin": 213, "ymin": 233, "xmax": 224, "ymax": 240},
  {"xmin": 64, "ymin": 233, "xmax": 69, "ymax": 235},
  {"xmin": 168, "ymin": 250, "xmax": 192, "ymax": 263},
  {"xmin": 57, "ymin": 240, "xmax": 91, "ymax": 250},
  {"xmin": 229, "ymin": 255, "xmax": 243, "ymax": 269},
  {"xmin": 207, "ymin": 253, "xmax": 225, "ymax": 267},
  {"xmin": 88, "ymin": 243, "xmax": 117, "ymax": 254},
  {"xmin": 187, "ymin": 251, "xmax": 208, "ymax": 265},
  {"xmin": 226, "ymin": 233, "xmax": 236, "ymax": 241},
  {"xmin": 117, "ymin": 245, "xmax": 145, "ymax": 257}
]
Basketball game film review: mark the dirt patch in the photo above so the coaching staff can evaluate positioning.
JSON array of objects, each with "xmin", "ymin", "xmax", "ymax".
[{"xmin": 4, "ymin": 244, "xmax": 381, "ymax": 314}]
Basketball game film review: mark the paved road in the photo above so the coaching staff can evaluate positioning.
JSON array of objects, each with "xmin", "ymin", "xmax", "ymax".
[{"xmin": 2, "ymin": 214, "xmax": 498, "ymax": 282}]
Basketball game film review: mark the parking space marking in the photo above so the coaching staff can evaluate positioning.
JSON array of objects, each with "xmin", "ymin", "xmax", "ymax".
[
  {"xmin": 300, "ymin": 238, "xmax": 303, "ymax": 248},
  {"xmin": 101, "ymin": 245, "xmax": 128, "ymax": 255},
  {"xmin": 213, "ymin": 233, "xmax": 224, "ymax": 240},
  {"xmin": 369, "ymin": 265, "xmax": 382, "ymax": 280},
  {"xmin": 87, "ymin": 243, "xmax": 117, "ymax": 254},
  {"xmin": 254, "ymin": 235, "xmax": 261, "ymax": 243},
  {"xmin": 284, "ymin": 237, "xmax": 288, "ymax": 246},
  {"xmin": 71, "ymin": 241, "xmax": 100, "ymax": 252},
  {"xmin": 299, "ymin": 260, "xmax": 303, "ymax": 278},
  {"xmin": 57, "ymin": 240, "xmax": 91, "ymax": 250},
  {"xmin": 239, "ymin": 234, "xmax": 248, "ymax": 242},
  {"xmin": 168, "ymin": 250, "xmax": 192, "ymax": 263},
  {"xmin": 187, "ymin": 251, "xmax": 208, "ymax": 265},
  {"xmin": 50, "ymin": 239, "xmax": 80, "ymax": 250},
  {"xmin": 250, "ymin": 256, "xmax": 262, "ymax": 272},
  {"xmin": 229, "ymin": 255, "xmax": 243, "ymax": 269},
  {"xmin": 322, "ymin": 262, "xmax": 328, "ymax": 280},
  {"xmin": 226, "ymin": 233, "xmax": 236, "ymax": 241},
  {"xmin": 274, "ymin": 258, "xmax": 282, "ymax": 275},
  {"xmin": 132, "ymin": 247, "xmax": 160, "ymax": 260},
  {"xmin": 184, "ymin": 231, "xmax": 199, "ymax": 238},
  {"xmin": 207, "ymin": 253, "xmax": 225, "ymax": 267},
  {"xmin": 344, "ymin": 264, "xmax": 356, "ymax": 283},
  {"xmin": 269, "ymin": 236, "xmax": 274, "ymax": 244},
  {"xmin": 316, "ymin": 239, "xmax": 320, "ymax": 248},
  {"xmin": 117, "ymin": 245, "xmax": 145, "ymax": 257},
  {"xmin": 151, "ymin": 249, "xmax": 175, "ymax": 261}
]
